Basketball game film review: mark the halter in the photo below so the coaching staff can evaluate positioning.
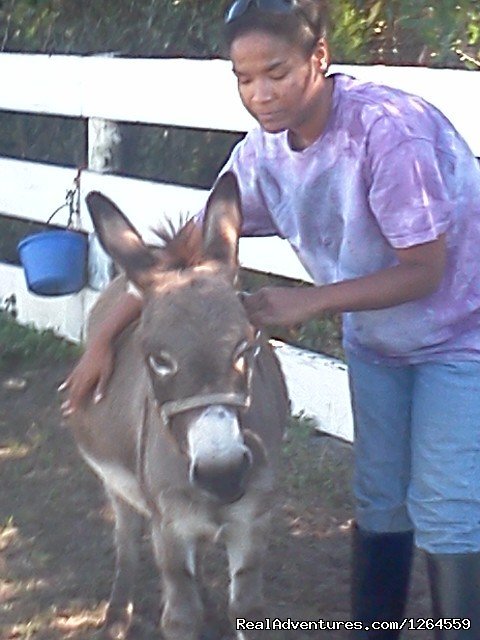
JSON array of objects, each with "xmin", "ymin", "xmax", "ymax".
[
  {"xmin": 159, "ymin": 392, "xmax": 251, "ymax": 427},
  {"xmin": 156, "ymin": 330, "xmax": 262, "ymax": 428},
  {"xmin": 137, "ymin": 332, "xmax": 262, "ymax": 512}
]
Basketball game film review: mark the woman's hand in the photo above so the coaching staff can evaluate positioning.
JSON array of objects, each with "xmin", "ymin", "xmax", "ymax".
[
  {"xmin": 59, "ymin": 341, "xmax": 114, "ymax": 417},
  {"xmin": 243, "ymin": 287, "xmax": 321, "ymax": 327}
]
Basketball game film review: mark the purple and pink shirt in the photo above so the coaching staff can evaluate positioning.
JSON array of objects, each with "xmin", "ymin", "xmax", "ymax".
[{"xmin": 220, "ymin": 73, "xmax": 480, "ymax": 365}]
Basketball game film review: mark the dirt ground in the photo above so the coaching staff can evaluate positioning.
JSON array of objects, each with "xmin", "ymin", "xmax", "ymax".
[{"xmin": 0, "ymin": 359, "xmax": 435, "ymax": 639}]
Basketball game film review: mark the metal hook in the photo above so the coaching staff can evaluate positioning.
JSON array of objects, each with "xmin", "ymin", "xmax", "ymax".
[{"xmin": 45, "ymin": 169, "xmax": 82, "ymax": 229}]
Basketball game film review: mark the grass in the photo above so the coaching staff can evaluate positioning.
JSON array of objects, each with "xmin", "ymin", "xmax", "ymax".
[
  {"xmin": 282, "ymin": 414, "xmax": 353, "ymax": 511},
  {"xmin": 0, "ymin": 311, "xmax": 81, "ymax": 372}
]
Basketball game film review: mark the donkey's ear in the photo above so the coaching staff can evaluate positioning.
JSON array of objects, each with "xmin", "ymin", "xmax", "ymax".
[
  {"xmin": 86, "ymin": 191, "xmax": 157, "ymax": 289},
  {"xmin": 202, "ymin": 172, "xmax": 242, "ymax": 270}
]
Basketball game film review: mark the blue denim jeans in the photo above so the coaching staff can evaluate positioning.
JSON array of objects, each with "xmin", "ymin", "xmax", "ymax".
[{"xmin": 348, "ymin": 354, "xmax": 480, "ymax": 553}]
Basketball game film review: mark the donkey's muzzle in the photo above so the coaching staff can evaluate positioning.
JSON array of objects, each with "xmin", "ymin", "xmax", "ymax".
[
  {"xmin": 187, "ymin": 405, "xmax": 253, "ymax": 502},
  {"xmin": 191, "ymin": 450, "xmax": 251, "ymax": 503}
]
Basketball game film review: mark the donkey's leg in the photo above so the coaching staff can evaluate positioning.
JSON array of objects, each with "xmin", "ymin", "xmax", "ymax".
[
  {"xmin": 151, "ymin": 514, "xmax": 203, "ymax": 640},
  {"xmin": 225, "ymin": 508, "xmax": 271, "ymax": 638},
  {"xmin": 103, "ymin": 491, "xmax": 143, "ymax": 640}
]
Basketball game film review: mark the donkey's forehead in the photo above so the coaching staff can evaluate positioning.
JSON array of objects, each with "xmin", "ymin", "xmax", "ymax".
[
  {"xmin": 141, "ymin": 270, "xmax": 247, "ymax": 332},
  {"xmin": 146, "ymin": 266, "xmax": 234, "ymax": 299},
  {"xmin": 149, "ymin": 263, "xmax": 222, "ymax": 293}
]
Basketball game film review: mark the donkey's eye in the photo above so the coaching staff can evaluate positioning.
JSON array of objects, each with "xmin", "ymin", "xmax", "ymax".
[{"xmin": 148, "ymin": 352, "xmax": 178, "ymax": 378}]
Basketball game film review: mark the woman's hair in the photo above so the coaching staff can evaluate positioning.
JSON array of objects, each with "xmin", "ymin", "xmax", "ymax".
[{"xmin": 224, "ymin": 0, "xmax": 327, "ymax": 55}]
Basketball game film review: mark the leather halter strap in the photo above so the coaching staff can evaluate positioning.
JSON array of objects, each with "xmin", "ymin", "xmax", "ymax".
[{"xmin": 159, "ymin": 392, "xmax": 250, "ymax": 427}]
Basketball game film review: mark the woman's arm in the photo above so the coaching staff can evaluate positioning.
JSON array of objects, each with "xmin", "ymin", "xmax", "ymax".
[
  {"xmin": 244, "ymin": 235, "xmax": 446, "ymax": 327},
  {"xmin": 60, "ymin": 290, "xmax": 143, "ymax": 415}
]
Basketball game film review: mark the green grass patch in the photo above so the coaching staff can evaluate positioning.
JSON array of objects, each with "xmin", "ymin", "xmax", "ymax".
[
  {"xmin": 0, "ymin": 311, "xmax": 81, "ymax": 372},
  {"xmin": 282, "ymin": 414, "xmax": 353, "ymax": 510}
]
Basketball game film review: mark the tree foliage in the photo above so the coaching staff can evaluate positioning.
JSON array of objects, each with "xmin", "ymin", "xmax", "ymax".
[
  {"xmin": 0, "ymin": 0, "xmax": 230, "ymax": 58},
  {"xmin": 0, "ymin": 0, "xmax": 478, "ymax": 68},
  {"xmin": 328, "ymin": 0, "xmax": 480, "ymax": 69}
]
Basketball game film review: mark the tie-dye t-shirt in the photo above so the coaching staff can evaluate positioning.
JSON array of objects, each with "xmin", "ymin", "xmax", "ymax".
[{"xmin": 221, "ymin": 73, "xmax": 480, "ymax": 365}]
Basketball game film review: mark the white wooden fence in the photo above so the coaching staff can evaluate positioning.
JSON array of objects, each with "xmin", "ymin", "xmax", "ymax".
[{"xmin": 0, "ymin": 53, "xmax": 479, "ymax": 441}]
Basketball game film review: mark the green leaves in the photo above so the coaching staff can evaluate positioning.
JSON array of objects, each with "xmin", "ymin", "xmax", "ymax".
[
  {"xmin": 0, "ymin": 0, "xmax": 478, "ymax": 67},
  {"xmin": 0, "ymin": 311, "xmax": 81, "ymax": 371},
  {"xmin": 327, "ymin": 0, "xmax": 479, "ymax": 67},
  {"xmin": 0, "ymin": 0, "xmax": 232, "ymax": 57}
]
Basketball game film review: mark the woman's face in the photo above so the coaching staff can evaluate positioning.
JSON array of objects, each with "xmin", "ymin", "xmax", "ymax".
[{"xmin": 230, "ymin": 29, "xmax": 331, "ymax": 145}]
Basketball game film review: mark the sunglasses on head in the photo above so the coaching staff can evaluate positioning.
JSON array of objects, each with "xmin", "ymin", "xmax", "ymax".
[{"xmin": 225, "ymin": 0, "xmax": 298, "ymax": 24}]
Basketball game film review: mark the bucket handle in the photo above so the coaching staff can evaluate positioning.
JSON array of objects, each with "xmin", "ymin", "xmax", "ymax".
[{"xmin": 45, "ymin": 169, "xmax": 82, "ymax": 230}]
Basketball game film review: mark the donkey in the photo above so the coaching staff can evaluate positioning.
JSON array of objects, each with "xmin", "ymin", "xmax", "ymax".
[{"xmin": 69, "ymin": 173, "xmax": 289, "ymax": 640}]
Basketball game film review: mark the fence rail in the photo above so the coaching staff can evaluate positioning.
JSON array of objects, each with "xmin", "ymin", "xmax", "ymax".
[{"xmin": 0, "ymin": 54, "xmax": 478, "ymax": 152}]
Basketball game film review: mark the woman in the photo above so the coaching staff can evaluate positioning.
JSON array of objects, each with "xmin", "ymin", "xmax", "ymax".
[{"xmin": 62, "ymin": 1, "xmax": 480, "ymax": 636}]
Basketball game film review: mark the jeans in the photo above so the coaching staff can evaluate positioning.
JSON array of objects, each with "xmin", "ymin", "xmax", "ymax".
[{"xmin": 348, "ymin": 354, "xmax": 480, "ymax": 553}]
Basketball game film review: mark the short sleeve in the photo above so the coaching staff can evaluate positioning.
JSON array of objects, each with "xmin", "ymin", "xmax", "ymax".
[
  {"xmin": 216, "ymin": 129, "xmax": 278, "ymax": 237},
  {"xmin": 367, "ymin": 119, "xmax": 453, "ymax": 249}
]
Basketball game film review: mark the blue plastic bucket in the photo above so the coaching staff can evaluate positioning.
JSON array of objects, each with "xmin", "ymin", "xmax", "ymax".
[{"xmin": 18, "ymin": 229, "xmax": 88, "ymax": 296}]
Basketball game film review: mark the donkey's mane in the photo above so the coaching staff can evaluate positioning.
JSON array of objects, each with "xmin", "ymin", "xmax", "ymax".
[{"xmin": 153, "ymin": 217, "xmax": 204, "ymax": 270}]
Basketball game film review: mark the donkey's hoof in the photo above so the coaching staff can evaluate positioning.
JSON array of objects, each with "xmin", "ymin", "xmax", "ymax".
[
  {"xmin": 103, "ymin": 604, "xmax": 133, "ymax": 640},
  {"xmin": 199, "ymin": 611, "xmax": 235, "ymax": 640},
  {"xmin": 90, "ymin": 623, "xmax": 130, "ymax": 640},
  {"xmin": 105, "ymin": 622, "xmax": 130, "ymax": 640},
  {"xmin": 128, "ymin": 616, "xmax": 159, "ymax": 639},
  {"xmin": 199, "ymin": 627, "xmax": 228, "ymax": 640}
]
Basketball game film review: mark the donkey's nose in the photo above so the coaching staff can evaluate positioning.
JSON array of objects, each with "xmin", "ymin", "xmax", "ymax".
[
  {"xmin": 192, "ymin": 451, "xmax": 251, "ymax": 503},
  {"xmin": 208, "ymin": 406, "xmax": 230, "ymax": 421}
]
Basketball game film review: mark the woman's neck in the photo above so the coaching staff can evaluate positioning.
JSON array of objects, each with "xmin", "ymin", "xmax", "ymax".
[{"xmin": 288, "ymin": 75, "xmax": 334, "ymax": 151}]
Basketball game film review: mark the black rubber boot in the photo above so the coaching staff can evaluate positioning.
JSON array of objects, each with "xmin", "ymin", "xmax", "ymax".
[
  {"xmin": 426, "ymin": 551, "xmax": 480, "ymax": 639},
  {"xmin": 351, "ymin": 525, "xmax": 414, "ymax": 638}
]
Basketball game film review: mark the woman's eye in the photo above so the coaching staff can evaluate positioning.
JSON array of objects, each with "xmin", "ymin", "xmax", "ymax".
[{"xmin": 148, "ymin": 352, "xmax": 178, "ymax": 378}]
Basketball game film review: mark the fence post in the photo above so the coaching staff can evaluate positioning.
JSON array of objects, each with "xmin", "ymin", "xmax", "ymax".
[
  {"xmin": 88, "ymin": 118, "xmax": 122, "ymax": 173},
  {"xmin": 86, "ymin": 117, "xmax": 122, "ymax": 291}
]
